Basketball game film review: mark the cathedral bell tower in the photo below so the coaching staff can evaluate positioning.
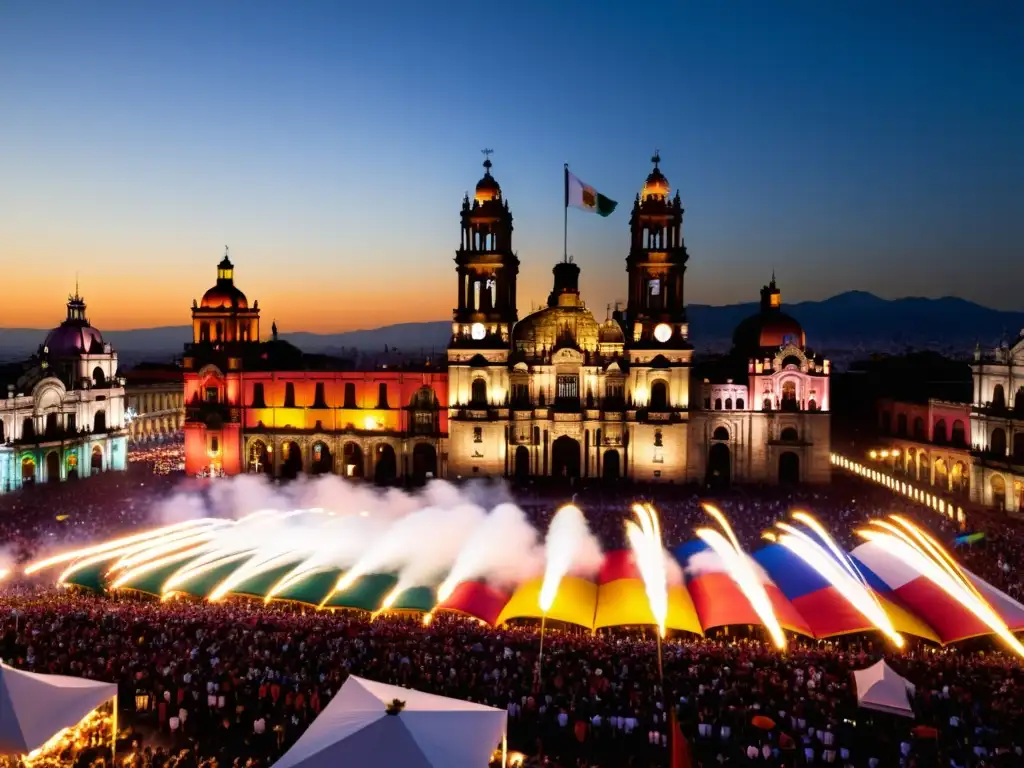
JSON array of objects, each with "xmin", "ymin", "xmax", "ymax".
[
  {"xmin": 451, "ymin": 151, "xmax": 519, "ymax": 348},
  {"xmin": 623, "ymin": 152, "xmax": 690, "ymax": 348}
]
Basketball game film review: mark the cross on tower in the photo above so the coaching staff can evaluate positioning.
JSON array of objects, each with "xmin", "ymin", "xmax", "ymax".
[
  {"xmin": 651, "ymin": 150, "xmax": 661, "ymax": 168},
  {"xmin": 481, "ymin": 148, "xmax": 494, "ymax": 172}
]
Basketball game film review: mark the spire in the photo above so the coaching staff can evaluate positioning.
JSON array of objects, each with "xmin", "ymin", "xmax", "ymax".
[
  {"xmin": 481, "ymin": 148, "xmax": 494, "ymax": 175},
  {"xmin": 651, "ymin": 149, "xmax": 661, "ymax": 169}
]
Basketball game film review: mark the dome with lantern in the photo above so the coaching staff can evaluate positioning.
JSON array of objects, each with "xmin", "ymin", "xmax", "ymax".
[
  {"xmin": 641, "ymin": 152, "xmax": 671, "ymax": 200},
  {"xmin": 731, "ymin": 274, "xmax": 806, "ymax": 355},
  {"xmin": 474, "ymin": 155, "xmax": 502, "ymax": 203},
  {"xmin": 201, "ymin": 254, "xmax": 249, "ymax": 309},
  {"xmin": 42, "ymin": 290, "xmax": 106, "ymax": 358}
]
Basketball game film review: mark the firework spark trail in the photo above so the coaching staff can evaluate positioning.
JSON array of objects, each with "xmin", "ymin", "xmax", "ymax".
[
  {"xmin": 774, "ymin": 513, "xmax": 904, "ymax": 647},
  {"xmin": 625, "ymin": 504, "xmax": 669, "ymax": 637},
  {"xmin": 109, "ymin": 544, "xmax": 213, "ymax": 589},
  {"xmin": 858, "ymin": 516, "xmax": 1024, "ymax": 657},
  {"xmin": 697, "ymin": 503, "xmax": 787, "ymax": 649},
  {"xmin": 24, "ymin": 518, "xmax": 218, "ymax": 576},
  {"xmin": 539, "ymin": 505, "xmax": 598, "ymax": 613},
  {"xmin": 437, "ymin": 503, "xmax": 543, "ymax": 604}
]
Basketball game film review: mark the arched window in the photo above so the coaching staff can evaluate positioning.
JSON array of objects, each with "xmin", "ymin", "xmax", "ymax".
[
  {"xmin": 649, "ymin": 380, "xmax": 668, "ymax": 411},
  {"xmin": 993, "ymin": 384, "xmax": 1006, "ymax": 410},
  {"xmin": 991, "ymin": 427, "xmax": 1007, "ymax": 456},
  {"xmin": 781, "ymin": 381, "xmax": 798, "ymax": 412},
  {"xmin": 712, "ymin": 426, "xmax": 729, "ymax": 441},
  {"xmin": 1013, "ymin": 432, "xmax": 1024, "ymax": 461},
  {"xmin": 763, "ymin": 397, "xmax": 772, "ymax": 411},
  {"xmin": 736, "ymin": 398, "xmax": 745, "ymax": 410},
  {"xmin": 1016, "ymin": 387, "xmax": 1024, "ymax": 415},
  {"xmin": 343, "ymin": 383, "xmax": 357, "ymax": 408},
  {"xmin": 714, "ymin": 398, "xmax": 723, "ymax": 410},
  {"xmin": 951, "ymin": 420, "xmax": 966, "ymax": 447},
  {"xmin": 93, "ymin": 411, "xmax": 106, "ymax": 433},
  {"xmin": 724, "ymin": 398, "xmax": 733, "ymax": 409},
  {"xmin": 471, "ymin": 378, "xmax": 488, "ymax": 406},
  {"xmin": 912, "ymin": 417, "xmax": 925, "ymax": 440},
  {"xmin": 933, "ymin": 419, "xmax": 948, "ymax": 445},
  {"xmin": 780, "ymin": 427, "xmax": 798, "ymax": 441},
  {"xmin": 93, "ymin": 367, "xmax": 106, "ymax": 387}
]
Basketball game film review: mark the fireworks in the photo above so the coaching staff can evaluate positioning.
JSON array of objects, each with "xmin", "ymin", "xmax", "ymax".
[
  {"xmin": 857, "ymin": 515, "xmax": 1024, "ymax": 657},
  {"xmin": 775, "ymin": 511, "xmax": 904, "ymax": 647},
  {"xmin": 625, "ymin": 503, "xmax": 669, "ymax": 638},
  {"xmin": 697, "ymin": 503, "xmax": 787, "ymax": 650}
]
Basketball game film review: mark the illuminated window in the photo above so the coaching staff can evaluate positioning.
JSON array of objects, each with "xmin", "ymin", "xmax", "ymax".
[
  {"xmin": 556, "ymin": 375, "xmax": 579, "ymax": 401},
  {"xmin": 205, "ymin": 387, "xmax": 218, "ymax": 403},
  {"xmin": 473, "ymin": 427, "xmax": 483, "ymax": 443}
]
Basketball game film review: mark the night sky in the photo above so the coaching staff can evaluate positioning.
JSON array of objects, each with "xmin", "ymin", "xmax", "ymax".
[{"xmin": 1, "ymin": 1, "xmax": 1020, "ymax": 332}]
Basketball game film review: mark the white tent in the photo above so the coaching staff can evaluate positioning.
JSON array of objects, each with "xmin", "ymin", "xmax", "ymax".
[
  {"xmin": 852, "ymin": 660, "xmax": 916, "ymax": 718},
  {"xmin": 273, "ymin": 676, "xmax": 507, "ymax": 768},
  {"xmin": 0, "ymin": 663, "xmax": 118, "ymax": 755}
]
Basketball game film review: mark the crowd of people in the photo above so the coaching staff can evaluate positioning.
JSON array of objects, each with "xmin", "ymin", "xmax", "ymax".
[
  {"xmin": 126, "ymin": 437, "xmax": 185, "ymax": 476},
  {"xmin": 0, "ymin": 459, "xmax": 1023, "ymax": 767}
]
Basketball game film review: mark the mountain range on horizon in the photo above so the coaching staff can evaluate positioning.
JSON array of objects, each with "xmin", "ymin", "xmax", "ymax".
[{"xmin": 2, "ymin": 290, "xmax": 1022, "ymax": 365}]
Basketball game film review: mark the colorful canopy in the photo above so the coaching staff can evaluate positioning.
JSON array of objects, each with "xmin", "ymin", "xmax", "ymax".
[{"xmin": 61, "ymin": 539, "xmax": 1024, "ymax": 646}]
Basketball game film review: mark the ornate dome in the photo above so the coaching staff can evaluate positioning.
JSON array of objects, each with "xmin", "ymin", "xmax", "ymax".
[
  {"xmin": 598, "ymin": 319, "xmax": 626, "ymax": 344},
  {"xmin": 512, "ymin": 305, "xmax": 602, "ymax": 355},
  {"xmin": 201, "ymin": 284, "xmax": 249, "ymax": 309},
  {"xmin": 200, "ymin": 254, "xmax": 249, "ymax": 309},
  {"xmin": 732, "ymin": 275, "xmax": 806, "ymax": 354},
  {"xmin": 641, "ymin": 152, "xmax": 670, "ymax": 200},
  {"xmin": 474, "ymin": 156, "xmax": 502, "ymax": 203},
  {"xmin": 43, "ymin": 292, "xmax": 105, "ymax": 357}
]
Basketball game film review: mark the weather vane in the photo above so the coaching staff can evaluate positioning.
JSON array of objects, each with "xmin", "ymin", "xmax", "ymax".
[
  {"xmin": 652, "ymin": 149, "xmax": 661, "ymax": 167},
  {"xmin": 481, "ymin": 148, "xmax": 493, "ymax": 171}
]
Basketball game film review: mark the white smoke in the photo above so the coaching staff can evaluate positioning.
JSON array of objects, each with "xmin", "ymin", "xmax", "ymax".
[{"xmin": 146, "ymin": 475, "xmax": 580, "ymax": 593}]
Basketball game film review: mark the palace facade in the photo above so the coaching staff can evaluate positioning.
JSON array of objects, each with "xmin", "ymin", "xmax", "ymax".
[
  {"xmin": 0, "ymin": 291, "xmax": 127, "ymax": 492},
  {"xmin": 182, "ymin": 254, "xmax": 447, "ymax": 480},
  {"xmin": 184, "ymin": 156, "xmax": 832, "ymax": 484},
  {"xmin": 970, "ymin": 333, "xmax": 1024, "ymax": 512}
]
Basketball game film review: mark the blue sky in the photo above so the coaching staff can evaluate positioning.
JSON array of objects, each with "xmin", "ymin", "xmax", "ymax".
[{"xmin": 0, "ymin": 0, "xmax": 1020, "ymax": 331}]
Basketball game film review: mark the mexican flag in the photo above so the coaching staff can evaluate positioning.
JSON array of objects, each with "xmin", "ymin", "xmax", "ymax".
[{"xmin": 565, "ymin": 168, "xmax": 617, "ymax": 217}]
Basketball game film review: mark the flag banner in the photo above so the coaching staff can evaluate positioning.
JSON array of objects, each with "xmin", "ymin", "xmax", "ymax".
[{"xmin": 565, "ymin": 168, "xmax": 617, "ymax": 217}]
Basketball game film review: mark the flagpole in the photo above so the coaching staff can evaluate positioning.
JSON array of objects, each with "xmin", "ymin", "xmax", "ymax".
[{"xmin": 563, "ymin": 163, "xmax": 569, "ymax": 263}]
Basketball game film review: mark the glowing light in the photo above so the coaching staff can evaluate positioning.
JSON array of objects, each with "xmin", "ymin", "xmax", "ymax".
[
  {"xmin": 653, "ymin": 323, "xmax": 672, "ymax": 343},
  {"xmin": 539, "ymin": 504, "xmax": 587, "ymax": 613},
  {"xmin": 869, "ymin": 451, "xmax": 878, "ymax": 459},
  {"xmin": 775, "ymin": 511, "xmax": 903, "ymax": 647},
  {"xmin": 857, "ymin": 515, "xmax": 1024, "ymax": 657},
  {"xmin": 470, "ymin": 322, "xmax": 486, "ymax": 341},
  {"xmin": 422, "ymin": 612, "xmax": 433, "ymax": 626},
  {"xmin": 363, "ymin": 416, "xmax": 377, "ymax": 430},
  {"xmin": 624, "ymin": 503, "xmax": 668, "ymax": 637},
  {"xmin": 697, "ymin": 504, "xmax": 787, "ymax": 649}
]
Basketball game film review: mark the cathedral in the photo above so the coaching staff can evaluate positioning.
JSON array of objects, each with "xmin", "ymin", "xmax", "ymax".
[
  {"xmin": 183, "ymin": 155, "xmax": 831, "ymax": 485},
  {"xmin": 446, "ymin": 154, "xmax": 831, "ymax": 484},
  {"xmin": 0, "ymin": 291, "xmax": 127, "ymax": 492}
]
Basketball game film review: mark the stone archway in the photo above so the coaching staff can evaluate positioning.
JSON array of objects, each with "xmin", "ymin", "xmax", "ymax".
[
  {"xmin": 602, "ymin": 449, "xmax": 621, "ymax": 480},
  {"xmin": 280, "ymin": 440, "xmax": 302, "ymax": 479},
  {"xmin": 66, "ymin": 452, "xmax": 79, "ymax": 480},
  {"xmin": 934, "ymin": 459, "xmax": 949, "ymax": 490},
  {"xmin": 706, "ymin": 443, "xmax": 731, "ymax": 488},
  {"xmin": 46, "ymin": 451, "xmax": 60, "ymax": 483},
  {"xmin": 247, "ymin": 440, "xmax": 273, "ymax": 475},
  {"xmin": 343, "ymin": 442, "xmax": 364, "ymax": 478},
  {"xmin": 310, "ymin": 441, "xmax": 333, "ymax": 475},
  {"xmin": 991, "ymin": 474, "xmax": 1006, "ymax": 510},
  {"xmin": 411, "ymin": 443, "xmax": 437, "ymax": 483},
  {"xmin": 514, "ymin": 445, "xmax": 530, "ymax": 481},
  {"xmin": 21, "ymin": 456, "xmax": 36, "ymax": 486},
  {"xmin": 91, "ymin": 445, "xmax": 103, "ymax": 473},
  {"xmin": 778, "ymin": 451, "xmax": 800, "ymax": 484},
  {"xmin": 551, "ymin": 435, "xmax": 581, "ymax": 478},
  {"xmin": 374, "ymin": 443, "xmax": 398, "ymax": 485}
]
